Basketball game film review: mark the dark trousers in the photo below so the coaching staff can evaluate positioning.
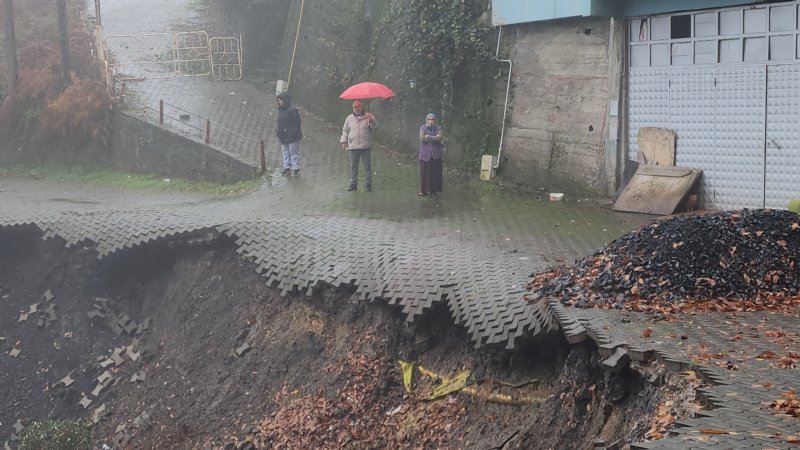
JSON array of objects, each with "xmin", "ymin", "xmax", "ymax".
[{"xmin": 349, "ymin": 148, "xmax": 372, "ymax": 188}]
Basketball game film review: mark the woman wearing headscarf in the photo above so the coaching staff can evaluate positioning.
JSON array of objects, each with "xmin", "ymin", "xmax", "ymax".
[{"xmin": 418, "ymin": 113, "xmax": 443, "ymax": 197}]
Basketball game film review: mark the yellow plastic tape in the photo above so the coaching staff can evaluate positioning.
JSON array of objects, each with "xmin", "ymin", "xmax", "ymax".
[
  {"xmin": 412, "ymin": 363, "xmax": 541, "ymax": 405},
  {"xmin": 425, "ymin": 370, "xmax": 470, "ymax": 400},
  {"xmin": 399, "ymin": 360, "xmax": 414, "ymax": 394}
]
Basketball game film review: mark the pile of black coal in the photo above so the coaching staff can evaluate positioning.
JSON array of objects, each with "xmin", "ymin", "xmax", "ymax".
[{"xmin": 527, "ymin": 209, "xmax": 800, "ymax": 312}]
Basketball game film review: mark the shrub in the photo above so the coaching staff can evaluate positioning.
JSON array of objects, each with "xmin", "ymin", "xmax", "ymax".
[
  {"xmin": 0, "ymin": 0, "xmax": 109, "ymax": 148},
  {"xmin": 40, "ymin": 73, "xmax": 112, "ymax": 146}
]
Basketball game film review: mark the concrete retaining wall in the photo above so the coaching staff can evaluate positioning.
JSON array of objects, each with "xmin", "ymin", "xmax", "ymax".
[
  {"xmin": 503, "ymin": 17, "xmax": 624, "ymax": 194},
  {"xmin": 0, "ymin": 111, "xmax": 258, "ymax": 184},
  {"xmin": 109, "ymin": 112, "xmax": 258, "ymax": 184}
]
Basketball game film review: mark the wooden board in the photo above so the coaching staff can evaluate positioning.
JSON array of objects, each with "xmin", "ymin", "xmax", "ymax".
[
  {"xmin": 613, "ymin": 166, "xmax": 702, "ymax": 215},
  {"xmin": 637, "ymin": 127, "xmax": 675, "ymax": 166}
]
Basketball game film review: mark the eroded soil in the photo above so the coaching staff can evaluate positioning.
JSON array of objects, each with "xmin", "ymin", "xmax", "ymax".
[{"xmin": 0, "ymin": 228, "xmax": 689, "ymax": 449}]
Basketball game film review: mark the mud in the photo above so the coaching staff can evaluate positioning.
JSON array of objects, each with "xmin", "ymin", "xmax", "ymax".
[{"xmin": 0, "ymin": 228, "xmax": 687, "ymax": 449}]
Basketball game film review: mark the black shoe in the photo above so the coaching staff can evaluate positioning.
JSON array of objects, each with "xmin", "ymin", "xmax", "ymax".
[
  {"xmin": 292, "ymin": 169, "xmax": 300, "ymax": 176},
  {"xmin": 347, "ymin": 185, "xmax": 357, "ymax": 191},
  {"xmin": 366, "ymin": 185, "xmax": 372, "ymax": 192},
  {"xmin": 282, "ymin": 168, "xmax": 291, "ymax": 175}
]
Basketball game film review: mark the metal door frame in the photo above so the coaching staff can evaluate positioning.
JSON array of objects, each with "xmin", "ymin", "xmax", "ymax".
[
  {"xmin": 626, "ymin": 0, "xmax": 800, "ymax": 209},
  {"xmin": 209, "ymin": 36, "xmax": 243, "ymax": 81},
  {"xmin": 104, "ymin": 31, "xmax": 242, "ymax": 81}
]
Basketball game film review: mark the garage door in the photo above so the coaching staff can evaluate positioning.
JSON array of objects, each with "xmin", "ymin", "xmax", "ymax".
[
  {"xmin": 766, "ymin": 64, "xmax": 800, "ymax": 208},
  {"xmin": 628, "ymin": 2, "xmax": 800, "ymax": 210}
]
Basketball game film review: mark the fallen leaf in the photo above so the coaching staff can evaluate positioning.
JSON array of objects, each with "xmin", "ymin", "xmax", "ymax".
[
  {"xmin": 642, "ymin": 328, "xmax": 653, "ymax": 338},
  {"xmin": 757, "ymin": 350, "xmax": 780, "ymax": 359}
]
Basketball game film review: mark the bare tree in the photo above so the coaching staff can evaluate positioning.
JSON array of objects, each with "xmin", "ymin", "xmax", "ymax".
[
  {"xmin": 3, "ymin": 0, "xmax": 18, "ymax": 91},
  {"xmin": 57, "ymin": 0, "xmax": 70, "ymax": 86}
]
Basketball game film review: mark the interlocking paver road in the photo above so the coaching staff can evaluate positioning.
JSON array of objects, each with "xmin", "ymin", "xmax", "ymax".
[
  {"xmin": 1, "ymin": 2, "xmax": 796, "ymax": 448},
  {"xmin": 549, "ymin": 302, "xmax": 800, "ymax": 449}
]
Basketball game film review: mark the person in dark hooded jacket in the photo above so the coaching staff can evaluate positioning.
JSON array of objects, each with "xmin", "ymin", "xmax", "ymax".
[{"xmin": 275, "ymin": 91, "xmax": 303, "ymax": 175}]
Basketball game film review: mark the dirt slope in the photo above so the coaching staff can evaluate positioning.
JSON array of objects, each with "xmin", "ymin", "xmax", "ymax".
[{"xmin": 0, "ymin": 227, "xmax": 682, "ymax": 449}]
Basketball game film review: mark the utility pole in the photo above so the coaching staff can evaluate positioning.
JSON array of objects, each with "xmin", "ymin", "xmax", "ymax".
[
  {"xmin": 94, "ymin": 0, "xmax": 101, "ymax": 26},
  {"xmin": 57, "ymin": 0, "xmax": 71, "ymax": 86},
  {"xmin": 3, "ymin": 0, "xmax": 18, "ymax": 90}
]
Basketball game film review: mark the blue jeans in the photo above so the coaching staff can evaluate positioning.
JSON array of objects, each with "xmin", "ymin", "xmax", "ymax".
[
  {"xmin": 349, "ymin": 148, "xmax": 371, "ymax": 188},
  {"xmin": 281, "ymin": 141, "xmax": 300, "ymax": 170}
]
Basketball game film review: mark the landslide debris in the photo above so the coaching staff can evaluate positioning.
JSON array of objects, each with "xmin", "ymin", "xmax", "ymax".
[
  {"xmin": 1, "ymin": 228, "xmax": 674, "ymax": 450},
  {"xmin": 527, "ymin": 209, "xmax": 800, "ymax": 313}
]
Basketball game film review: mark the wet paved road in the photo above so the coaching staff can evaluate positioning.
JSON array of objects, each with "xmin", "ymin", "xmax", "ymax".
[{"xmin": 1, "ymin": 1, "xmax": 796, "ymax": 448}]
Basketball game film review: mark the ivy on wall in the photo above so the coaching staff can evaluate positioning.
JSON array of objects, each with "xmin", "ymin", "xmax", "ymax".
[
  {"xmin": 381, "ymin": 0, "xmax": 499, "ymax": 170},
  {"xmin": 385, "ymin": 0, "xmax": 493, "ymax": 115}
]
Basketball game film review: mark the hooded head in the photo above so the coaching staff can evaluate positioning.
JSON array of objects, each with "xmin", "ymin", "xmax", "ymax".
[{"xmin": 277, "ymin": 91, "xmax": 292, "ymax": 109}]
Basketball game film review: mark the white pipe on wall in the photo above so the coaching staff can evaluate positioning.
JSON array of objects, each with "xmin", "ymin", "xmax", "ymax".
[{"xmin": 494, "ymin": 26, "xmax": 513, "ymax": 170}]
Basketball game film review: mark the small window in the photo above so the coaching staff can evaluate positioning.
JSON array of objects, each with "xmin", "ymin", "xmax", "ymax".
[
  {"xmin": 651, "ymin": 17, "xmax": 670, "ymax": 40},
  {"xmin": 770, "ymin": 35, "xmax": 794, "ymax": 60},
  {"xmin": 630, "ymin": 19, "xmax": 647, "ymax": 42},
  {"xmin": 720, "ymin": 39, "xmax": 742, "ymax": 63},
  {"xmin": 744, "ymin": 8, "xmax": 767, "ymax": 33},
  {"xmin": 695, "ymin": 40, "xmax": 716, "ymax": 64},
  {"xmin": 672, "ymin": 42, "xmax": 692, "ymax": 65},
  {"xmin": 671, "ymin": 15, "xmax": 691, "ymax": 39},
  {"xmin": 631, "ymin": 45, "xmax": 650, "ymax": 67},
  {"xmin": 694, "ymin": 13, "xmax": 716, "ymax": 37},
  {"xmin": 720, "ymin": 10, "xmax": 742, "ymax": 35},
  {"xmin": 770, "ymin": 5, "xmax": 795, "ymax": 32},
  {"xmin": 652, "ymin": 44, "xmax": 670, "ymax": 66},
  {"xmin": 744, "ymin": 37, "xmax": 767, "ymax": 62}
]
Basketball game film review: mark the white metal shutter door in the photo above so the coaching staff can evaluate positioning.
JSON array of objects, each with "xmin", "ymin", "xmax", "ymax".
[
  {"xmin": 713, "ymin": 66, "xmax": 767, "ymax": 209},
  {"xmin": 765, "ymin": 64, "xmax": 800, "ymax": 209},
  {"xmin": 627, "ymin": 68, "xmax": 670, "ymax": 162},
  {"xmin": 668, "ymin": 67, "xmax": 716, "ymax": 209}
]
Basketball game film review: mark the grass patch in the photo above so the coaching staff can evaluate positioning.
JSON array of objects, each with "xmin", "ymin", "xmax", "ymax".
[
  {"xmin": 0, "ymin": 166, "xmax": 262, "ymax": 195},
  {"xmin": 19, "ymin": 420, "xmax": 91, "ymax": 450}
]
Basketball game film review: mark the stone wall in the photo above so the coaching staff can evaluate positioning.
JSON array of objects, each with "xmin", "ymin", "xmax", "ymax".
[{"xmin": 502, "ymin": 17, "xmax": 624, "ymax": 194}]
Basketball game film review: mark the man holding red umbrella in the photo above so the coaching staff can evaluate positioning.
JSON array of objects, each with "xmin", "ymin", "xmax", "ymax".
[{"xmin": 340, "ymin": 100, "xmax": 379, "ymax": 192}]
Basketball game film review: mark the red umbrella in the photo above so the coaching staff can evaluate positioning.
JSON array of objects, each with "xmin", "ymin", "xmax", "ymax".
[{"xmin": 339, "ymin": 82, "xmax": 395, "ymax": 100}]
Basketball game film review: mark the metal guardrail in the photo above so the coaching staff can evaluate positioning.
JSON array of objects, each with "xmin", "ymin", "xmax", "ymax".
[{"xmin": 120, "ymin": 91, "xmax": 267, "ymax": 173}]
